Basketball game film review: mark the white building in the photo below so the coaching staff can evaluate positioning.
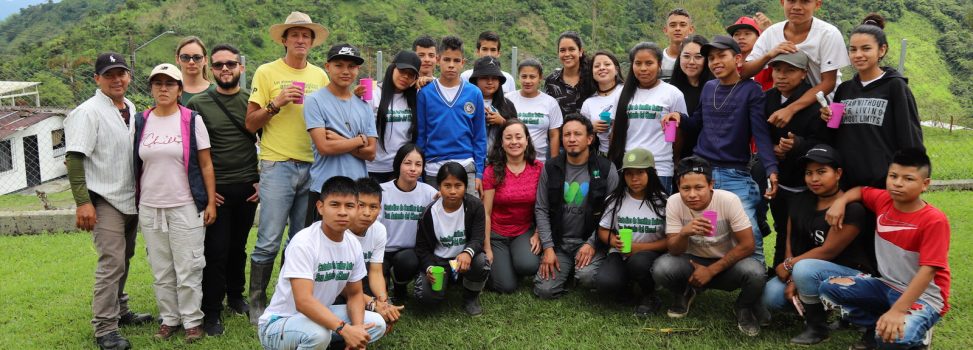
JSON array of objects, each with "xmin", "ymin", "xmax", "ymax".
[{"xmin": 0, "ymin": 107, "xmax": 70, "ymax": 195}]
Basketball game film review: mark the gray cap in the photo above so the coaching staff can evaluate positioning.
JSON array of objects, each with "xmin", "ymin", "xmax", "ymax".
[{"xmin": 768, "ymin": 51, "xmax": 810, "ymax": 71}]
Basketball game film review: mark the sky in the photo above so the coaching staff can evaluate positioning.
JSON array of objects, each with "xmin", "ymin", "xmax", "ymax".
[{"xmin": 0, "ymin": 0, "xmax": 57, "ymax": 22}]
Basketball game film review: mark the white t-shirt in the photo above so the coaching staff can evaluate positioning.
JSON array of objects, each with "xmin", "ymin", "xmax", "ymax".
[
  {"xmin": 461, "ymin": 69, "xmax": 517, "ymax": 93},
  {"xmin": 748, "ymin": 17, "xmax": 850, "ymax": 89},
  {"xmin": 664, "ymin": 189, "xmax": 752, "ymax": 259},
  {"xmin": 368, "ymin": 90, "xmax": 413, "ymax": 173},
  {"xmin": 622, "ymin": 82, "xmax": 686, "ymax": 176},
  {"xmin": 430, "ymin": 199, "xmax": 466, "ymax": 259},
  {"xmin": 860, "ymin": 72, "xmax": 886, "ymax": 87},
  {"xmin": 379, "ymin": 180, "xmax": 438, "ymax": 251},
  {"xmin": 259, "ymin": 222, "xmax": 366, "ymax": 326},
  {"xmin": 138, "ymin": 112, "xmax": 211, "ymax": 208},
  {"xmin": 504, "ymin": 91, "xmax": 563, "ymax": 162},
  {"xmin": 350, "ymin": 222, "xmax": 387, "ymax": 264},
  {"xmin": 579, "ymin": 86, "xmax": 623, "ymax": 154},
  {"xmin": 661, "ymin": 48, "xmax": 678, "ymax": 81},
  {"xmin": 438, "ymin": 82, "xmax": 460, "ymax": 102},
  {"xmin": 598, "ymin": 192, "xmax": 666, "ymax": 254}
]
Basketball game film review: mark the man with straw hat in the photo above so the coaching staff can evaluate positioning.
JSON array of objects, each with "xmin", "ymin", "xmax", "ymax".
[{"xmin": 245, "ymin": 11, "xmax": 330, "ymax": 325}]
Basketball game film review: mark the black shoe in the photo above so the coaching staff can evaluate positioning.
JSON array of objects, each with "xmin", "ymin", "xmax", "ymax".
[
  {"xmin": 462, "ymin": 289, "xmax": 482, "ymax": 316},
  {"xmin": 227, "ymin": 297, "xmax": 250, "ymax": 315},
  {"xmin": 390, "ymin": 282, "xmax": 408, "ymax": 305},
  {"xmin": 736, "ymin": 307, "xmax": 761, "ymax": 337},
  {"xmin": 790, "ymin": 302, "xmax": 830, "ymax": 345},
  {"xmin": 118, "ymin": 311, "xmax": 153, "ymax": 326},
  {"xmin": 95, "ymin": 331, "xmax": 131, "ymax": 350},
  {"xmin": 753, "ymin": 304, "xmax": 771, "ymax": 327},
  {"xmin": 203, "ymin": 317, "xmax": 224, "ymax": 336},
  {"xmin": 666, "ymin": 287, "xmax": 697, "ymax": 318},
  {"xmin": 634, "ymin": 294, "xmax": 662, "ymax": 317},
  {"xmin": 849, "ymin": 328, "xmax": 877, "ymax": 350}
]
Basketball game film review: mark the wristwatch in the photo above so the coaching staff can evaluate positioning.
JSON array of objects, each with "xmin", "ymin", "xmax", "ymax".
[{"xmin": 334, "ymin": 321, "xmax": 346, "ymax": 335}]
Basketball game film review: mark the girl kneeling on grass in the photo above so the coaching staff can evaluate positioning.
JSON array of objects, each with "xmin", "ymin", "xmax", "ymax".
[
  {"xmin": 414, "ymin": 162, "xmax": 491, "ymax": 316},
  {"xmin": 594, "ymin": 148, "xmax": 669, "ymax": 316}
]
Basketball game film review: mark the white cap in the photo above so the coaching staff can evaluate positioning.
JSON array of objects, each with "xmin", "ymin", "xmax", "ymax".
[{"xmin": 149, "ymin": 63, "xmax": 183, "ymax": 82}]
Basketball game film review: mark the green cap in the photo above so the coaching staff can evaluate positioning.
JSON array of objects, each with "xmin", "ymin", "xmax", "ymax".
[{"xmin": 621, "ymin": 148, "xmax": 655, "ymax": 170}]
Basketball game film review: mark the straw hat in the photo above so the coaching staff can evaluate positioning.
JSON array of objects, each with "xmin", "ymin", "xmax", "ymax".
[{"xmin": 269, "ymin": 11, "xmax": 329, "ymax": 48}]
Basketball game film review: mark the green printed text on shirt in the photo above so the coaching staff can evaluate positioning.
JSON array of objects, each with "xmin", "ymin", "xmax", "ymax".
[
  {"xmin": 384, "ymin": 203, "xmax": 425, "ymax": 221},
  {"xmin": 626, "ymin": 104, "xmax": 664, "ymax": 120},
  {"xmin": 315, "ymin": 261, "xmax": 354, "ymax": 282},
  {"xmin": 518, "ymin": 112, "xmax": 547, "ymax": 125},
  {"xmin": 617, "ymin": 216, "xmax": 663, "ymax": 235},
  {"xmin": 439, "ymin": 230, "xmax": 466, "ymax": 248}
]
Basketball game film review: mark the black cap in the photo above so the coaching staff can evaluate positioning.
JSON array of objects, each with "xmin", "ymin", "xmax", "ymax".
[
  {"xmin": 701, "ymin": 35, "xmax": 741, "ymax": 56},
  {"xmin": 799, "ymin": 144, "xmax": 842, "ymax": 168},
  {"xmin": 327, "ymin": 43, "xmax": 365, "ymax": 65},
  {"xmin": 391, "ymin": 51, "xmax": 421, "ymax": 74},
  {"xmin": 95, "ymin": 52, "xmax": 131, "ymax": 75},
  {"xmin": 675, "ymin": 156, "xmax": 713, "ymax": 179},
  {"xmin": 468, "ymin": 56, "xmax": 506, "ymax": 85}
]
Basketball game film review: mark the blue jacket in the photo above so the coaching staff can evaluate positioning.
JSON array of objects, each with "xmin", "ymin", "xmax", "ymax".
[
  {"xmin": 416, "ymin": 80, "xmax": 487, "ymax": 178},
  {"xmin": 134, "ymin": 105, "xmax": 208, "ymax": 211}
]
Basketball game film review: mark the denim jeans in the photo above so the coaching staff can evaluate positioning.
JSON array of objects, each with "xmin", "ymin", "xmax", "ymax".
[
  {"xmin": 258, "ymin": 306, "xmax": 386, "ymax": 350},
  {"xmin": 763, "ymin": 259, "xmax": 863, "ymax": 310},
  {"xmin": 659, "ymin": 175, "xmax": 673, "ymax": 195},
  {"xmin": 652, "ymin": 253, "xmax": 766, "ymax": 309},
  {"xmin": 819, "ymin": 275, "xmax": 940, "ymax": 349},
  {"xmin": 252, "ymin": 160, "xmax": 311, "ymax": 265},
  {"xmin": 711, "ymin": 167, "xmax": 764, "ymax": 264}
]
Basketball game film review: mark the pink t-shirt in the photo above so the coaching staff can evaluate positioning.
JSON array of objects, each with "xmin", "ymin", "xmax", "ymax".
[
  {"xmin": 138, "ymin": 111, "xmax": 210, "ymax": 208},
  {"xmin": 482, "ymin": 160, "xmax": 542, "ymax": 237}
]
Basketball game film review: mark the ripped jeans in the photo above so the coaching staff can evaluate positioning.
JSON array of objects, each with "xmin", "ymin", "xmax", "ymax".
[
  {"xmin": 819, "ymin": 275, "xmax": 940, "ymax": 349},
  {"xmin": 763, "ymin": 259, "xmax": 863, "ymax": 310}
]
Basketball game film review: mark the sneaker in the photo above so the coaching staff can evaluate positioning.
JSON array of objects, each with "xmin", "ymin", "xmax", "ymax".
[
  {"xmin": 226, "ymin": 297, "xmax": 249, "ymax": 315},
  {"xmin": 666, "ymin": 287, "xmax": 697, "ymax": 318},
  {"xmin": 736, "ymin": 308, "xmax": 760, "ymax": 337},
  {"xmin": 203, "ymin": 317, "xmax": 224, "ymax": 336},
  {"xmin": 185, "ymin": 325, "xmax": 206, "ymax": 343},
  {"xmin": 118, "ymin": 311, "xmax": 154, "ymax": 326},
  {"xmin": 153, "ymin": 324, "xmax": 181, "ymax": 341},
  {"xmin": 95, "ymin": 331, "xmax": 131, "ymax": 350},
  {"xmin": 634, "ymin": 295, "xmax": 662, "ymax": 317}
]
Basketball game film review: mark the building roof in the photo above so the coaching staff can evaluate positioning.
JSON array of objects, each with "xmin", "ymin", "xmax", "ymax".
[
  {"xmin": 0, "ymin": 107, "xmax": 70, "ymax": 139},
  {"xmin": 0, "ymin": 81, "xmax": 41, "ymax": 96}
]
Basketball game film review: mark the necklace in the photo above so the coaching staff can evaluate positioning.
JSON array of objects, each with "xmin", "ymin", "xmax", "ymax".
[
  {"xmin": 597, "ymin": 84, "xmax": 616, "ymax": 95},
  {"xmin": 712, "ymin": 82, "xmax": 739, "ymax": 110}
]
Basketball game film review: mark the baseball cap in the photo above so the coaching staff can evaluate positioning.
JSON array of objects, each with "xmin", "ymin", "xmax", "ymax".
[
  {"xmin": 675, "ymin": 156, "xmax": 713, "ymax": 179},
  {"xmin": 148, "ymin": 63, "xmax": 182, "ymax": 82},
  {"xmin": 726, "ymin": 16, "xmax": 761, "ymax": 36},
  {"xmin": 327, "ymin": 43, "xmax": 365, "ymax": 65},
  {"xmin": 391, "ymin": 51, "xmax": 421, "ymax": 74},
  {"xmin": 701, "ymin": 35, "xmax": 741, "ymax": 56},
  {"xmin": 799, "ymin": 144, "xmax": 842, "ymax": 168},
  {"xmin": 621, "ymin": 148, "xmax": 655, "ymax": 170},
  {"xmin": 95, "ymin": 52, "xmax": 131, "ymax": 75},
  {"xmin": 768, "ymin": 51, "xmax": 810, "ymax": 71}
]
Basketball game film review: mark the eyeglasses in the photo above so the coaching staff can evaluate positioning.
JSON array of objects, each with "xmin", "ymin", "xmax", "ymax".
[
  {"xmin": 178, "ymin": 54, "xmax": 205, "ymax": 63},
  {"xmin": 212, "ymin": 61, "xmax": 239, "ymax": 70},
  {"xmin": 151, "ymin": 80, "xmax": 180, "ymax": 89},
  {"xmin": 680, "ymin": 54, "xmax": 704, "ymax": 62}
]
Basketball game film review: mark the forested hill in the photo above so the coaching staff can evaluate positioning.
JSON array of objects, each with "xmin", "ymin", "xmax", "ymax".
[{"xmin": 0, "ymin": 0, "xmax": 971, "ymax": 124}]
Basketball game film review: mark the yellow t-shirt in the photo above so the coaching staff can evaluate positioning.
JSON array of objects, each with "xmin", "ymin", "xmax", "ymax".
[{"xmin": 249, "ymin": 58, "xmax": 329, "ymax": 162}]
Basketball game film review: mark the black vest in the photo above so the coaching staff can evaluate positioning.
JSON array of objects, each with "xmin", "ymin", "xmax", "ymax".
[{"xmin": 544, "ymin": 154, "xmax": 613, "ymax": 248}]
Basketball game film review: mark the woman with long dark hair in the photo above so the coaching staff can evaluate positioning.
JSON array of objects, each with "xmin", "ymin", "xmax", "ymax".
[
  {"xmin": 482, "ymin": 119, "xmax": 543, "ymax": 293},
  {"xmin": 469, "ymin": 56, "xmax": 517, "ymax": 154},
  {"xmin": 594, "ymin": 148, "xmax": 668, "ymax": 316},
  {"xmin": 506, "ymin": 59, "xmax": 562, "ymax": 162},
  {"xmin": 669, "ymin": 35, "xmax": 714, "ymax": 160},
  {"xmin": 607, "ymin": 42, "xmax": 687, "ymax": 194},
  {"xmin": 545, "ymin": 31, "xmax": 593, "ymax": 116},
  {"xmin": 579, "ymin": 50, "xmax": 624, "ymax": 156},
  {"xmin": 368, "ymin": 51, "xmax": 421, "ymax": 183}
]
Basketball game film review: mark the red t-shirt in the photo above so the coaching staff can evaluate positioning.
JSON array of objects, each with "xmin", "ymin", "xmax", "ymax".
[
  {"xmin": 754, "ymin": 67, "xmax": 774, "ymax": 91},
  {"xmin": 861, "ymin": 187, "xmax": 951, "ymax": 315},
  {"xmin": 482, "ymin": 160, "xmax": 543, "ymax": 237}
]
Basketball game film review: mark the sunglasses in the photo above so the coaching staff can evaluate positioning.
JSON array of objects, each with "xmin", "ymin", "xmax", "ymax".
[
  {"xmin": 178, "ymin": 54, "xmax": 205, "ymax": 63},
  {"xmin": 212, "ymin": 61, "xmax": 240, "ymax": 70}
]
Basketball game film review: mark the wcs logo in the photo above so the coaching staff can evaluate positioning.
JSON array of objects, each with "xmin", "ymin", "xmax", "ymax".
[{"xmin": 563, "ymin": 181, "xmax": 589, "ymax": 205}]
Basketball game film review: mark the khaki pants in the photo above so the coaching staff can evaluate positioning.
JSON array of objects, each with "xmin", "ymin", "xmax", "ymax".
[
  {"xmin": 91, "ymin": 197, "xmax": 139, "ymax": 337},
  {"xmin": 140, "ymin": 203, "xmax": 206, "ymax": 328}
]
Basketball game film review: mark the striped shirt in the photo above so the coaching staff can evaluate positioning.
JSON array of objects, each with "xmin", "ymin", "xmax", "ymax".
[{"xmin": 65, "ymin": 89, "xmax": 138, "ymax": 215}]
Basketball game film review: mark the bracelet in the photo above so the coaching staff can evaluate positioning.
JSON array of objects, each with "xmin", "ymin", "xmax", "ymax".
[
  {"xmin": 783, "ymin": 257, "xmax": 794, "ymax": 272},
  {"xmin": 366, "ymin": 298, "xmax": 377, "ymax": 312},
  {"xmin": 265, "ymin": 101, "xmax": 280, "ymax": 115},
  {"xmin": 334, "ymin": 321, "xmax": 346, "ymax": 335}
]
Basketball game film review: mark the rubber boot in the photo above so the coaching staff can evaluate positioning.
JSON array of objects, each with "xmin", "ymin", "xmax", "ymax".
[
  {"xmin": 462, "ymin": 288, "xmax": 482, "ymax": 316},
  {"xmin": 248, "ymin": 260, "xmax": 275, "ymax": 325},
  {"xmin": 790, "ymin": 302, "xmax": 831, "ymax": 345}
]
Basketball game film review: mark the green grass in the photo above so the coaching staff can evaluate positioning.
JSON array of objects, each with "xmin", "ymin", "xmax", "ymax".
[
  {"xmin": 0, "ymin": 189, "xmax": 74, "ymax": 211},
  {"xmin": 922, "ymin": 127, "xmax": 973, "ymax": 181},
  {"xmin": 1, "ymin": 191, "xmax": 971, "ymax": 349}
]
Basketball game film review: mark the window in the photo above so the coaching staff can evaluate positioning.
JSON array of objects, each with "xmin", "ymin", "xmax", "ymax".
[
  {"xmin": 51, "ymin": 129, "xmax": 65, "ymax": 157},
  {"xmin": 0, "ymin": 140, "xmax": 11, "ymax": 172}
]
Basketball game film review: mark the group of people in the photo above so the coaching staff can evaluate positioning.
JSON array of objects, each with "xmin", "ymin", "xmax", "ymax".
[{"xmin": 66, "ymin": 1, "xmax": 951, "ymax": 349}]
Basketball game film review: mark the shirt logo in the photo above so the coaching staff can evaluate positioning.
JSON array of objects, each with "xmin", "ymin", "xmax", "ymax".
[
  {"xmin": 875, "ymin": 214, "xmax": 918, "ymax": 233},
  {"xmin": 464, "ymin": 102, "xmax": 475, "ymax": 114}
]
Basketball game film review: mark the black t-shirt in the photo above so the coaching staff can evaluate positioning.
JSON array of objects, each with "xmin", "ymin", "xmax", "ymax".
[{"xmin": 788, "ymin": 192, "xmax": 877, "ymax": 275}]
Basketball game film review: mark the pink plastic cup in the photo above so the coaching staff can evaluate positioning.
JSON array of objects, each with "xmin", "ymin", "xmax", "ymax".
[
  {"xmin": 664, "ymin": 121, "xmax": 677, "ymax": 143},
  {"xmin": 701, "ymin": 210, "xmax": 717, "ymax": 237},
  {"xmin": 827, "ymin": 102, "xmax": 845, "ymax": 129},
  {"xmin": 360, "ymin": 78, "xmax": 374, "ymax": 101},
  {"xmin": 292, "ymin": 81, "xmax": 305, "ymax": 104}
]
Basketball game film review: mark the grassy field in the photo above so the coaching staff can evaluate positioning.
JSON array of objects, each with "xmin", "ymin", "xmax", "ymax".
[{"xmin": 0, "ymin": 191, "xmax": 970, "ymax": 349}]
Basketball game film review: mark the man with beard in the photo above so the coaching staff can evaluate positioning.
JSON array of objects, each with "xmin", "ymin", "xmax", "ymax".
[{"xmin": 187, "ymin": 43, "xmax": 259, "ymax": 336}]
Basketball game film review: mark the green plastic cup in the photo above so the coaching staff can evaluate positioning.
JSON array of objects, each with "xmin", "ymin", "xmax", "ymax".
[
  {"xmin": 430, "ymin": 266, "xmax": 445, "ymax": 291},
  {"xmin": 618, "ymin": 228, "xmax": 633, "ymax": 253}
]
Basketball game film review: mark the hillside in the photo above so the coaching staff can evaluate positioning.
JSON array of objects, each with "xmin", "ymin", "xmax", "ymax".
[{"xmin": 0, "ymin": 0, "xmax": 971, "ymax": 124}]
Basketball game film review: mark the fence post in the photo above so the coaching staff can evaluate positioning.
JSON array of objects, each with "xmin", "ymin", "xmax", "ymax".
[
  {"xmin": 240, "ymin": 55, "xmax": 248, "ymax": 91},
  {"xmin": 376, "ymin": 50, "xmax": 383, "ymax": 81},
  {"xmin": 511, "ymin": 46, "xmax": 518, "ymax": 86},
  {"xmin": 898, "ymin": 39, "xmax": 907, "ymax": 73}
]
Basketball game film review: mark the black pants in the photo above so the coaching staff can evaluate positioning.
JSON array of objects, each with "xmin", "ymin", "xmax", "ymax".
[
  {"xmin": 368, "ymin": 172, "xmax": 395, "ymax": 184},
  {"xmin": 383, "ymin": 249, "xmax": 419, "ymax": 286},
  {"xmin": 202, "ymin": 182, "xmax": 257, "ymax": 318},
  {"xmin": 414, "ymin": 253, "xmax": 491, "ymax": 306},
  {"xmin": 749, "ymin": 155, "xmax": 772, "ymax": 239},
  {"xmin": 305, "ymin": 192, "xmax": 320, "ymax": 228},
  {"xmin": 595, "ymin": 251, "xmax": 662, "ymax": 296},
  {"xmin": 769, "ymin": 189, "xmax": 801, "ymax": 268}
]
